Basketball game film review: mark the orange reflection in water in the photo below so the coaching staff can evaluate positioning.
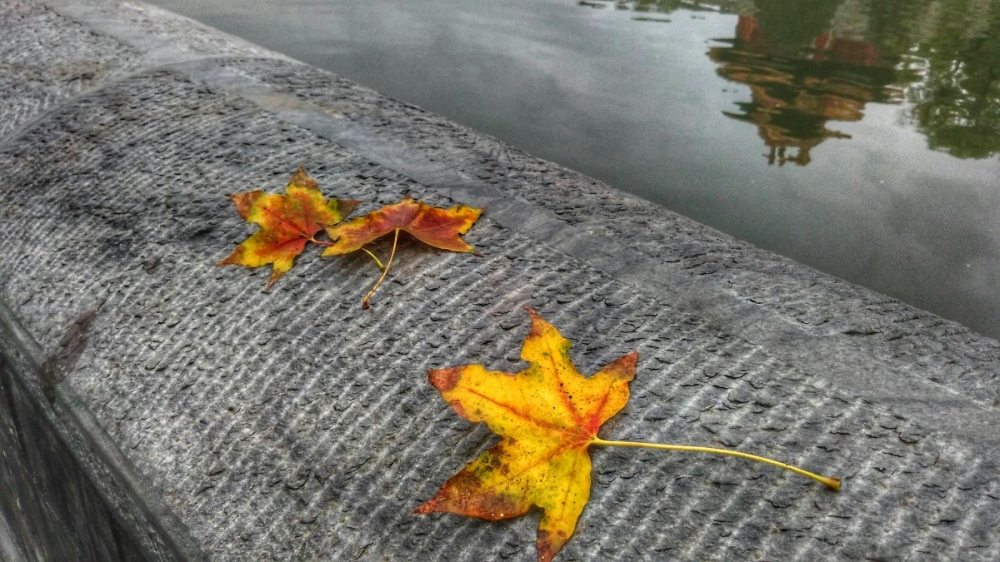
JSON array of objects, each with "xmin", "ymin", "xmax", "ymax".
[{"xmin": 710, "ymin": 14, "xmax": 903, "ymax": 166}]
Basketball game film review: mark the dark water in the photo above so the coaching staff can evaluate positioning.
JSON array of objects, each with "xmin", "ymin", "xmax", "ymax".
[{"xmin": 148, "ymin": 0, "xmax": 1000, "ymax": 339}]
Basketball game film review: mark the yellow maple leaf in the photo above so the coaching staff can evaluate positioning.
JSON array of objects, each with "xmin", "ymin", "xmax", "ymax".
[{"xmin": 417, "ymin": 307, "xmax": 839, "ymax": 562}]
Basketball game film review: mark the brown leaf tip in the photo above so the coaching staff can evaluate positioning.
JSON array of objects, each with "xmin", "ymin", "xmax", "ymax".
[
  {"xmin": 289, "ymin": 165, "xmax": 319, "ymax": 190},
  {"xmin": 217, "ymin": 246, "xmax": 245, "ymax": 267},
  {"xmin": 536, "ymin": 529, "xmax": 568, "ymax": 562},
  {"xmin": 603, "ymin": 351, "xmax": 639, "ymax": 381},
  {"xmin": 227, "ymin": 190, "xmax": 263, "ymax": 220},
  {"xmin": 523, "ymin": 307, "xmax": 547, "ymax": 330},
  {"xmin": 524, "ymin": 306, "xmax": 558, "ymax": 343},
  {"xmin": 428, "ymin": 367, "xmax": 462, "ymax": 392},
  {"xmin": 264, "ymin": 269, "xmax": 284, "ymax": 291},
  {"xmin": 412, "ymin": 501, "xmax": 439, "ymax": 515},
  {"xmin": 337, "ymin": 199, "xmax": 363, "ymax": 218}
]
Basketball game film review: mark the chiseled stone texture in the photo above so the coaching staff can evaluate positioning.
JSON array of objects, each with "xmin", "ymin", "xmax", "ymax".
[
  {"xmin": 0, "ymin": 0, "xmax": 139, "ymax": 139},
  {"xmin": 42, "ymin": 0, "xmax": 295, "ymax": 63},
  {"xmin": 1, "ymin": 1, "xmax": 999, "ymax": 561}
]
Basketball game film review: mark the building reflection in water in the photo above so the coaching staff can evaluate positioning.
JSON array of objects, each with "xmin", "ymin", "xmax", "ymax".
[
  {"xmin": 701, "ymin": 0, "xmax": 1000, "ymax": 164},
  {"xmin": 708, "ymin": 7, "xmax": 903, "ymax": 166},
  {"xmin": 583, "ymin": 0, "xmax": 1000, "ymax": 163}
]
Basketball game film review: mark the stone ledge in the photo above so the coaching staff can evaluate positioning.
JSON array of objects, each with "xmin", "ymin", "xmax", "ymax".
[{"xmin": 1, "ymin": 1, "xmax": 999, "ymax": 561}]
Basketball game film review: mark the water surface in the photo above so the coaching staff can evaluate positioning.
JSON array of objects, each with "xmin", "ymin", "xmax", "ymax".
[{"xmin": 148, "ymin": 0, "xmax": 1000, "ymax": 338}]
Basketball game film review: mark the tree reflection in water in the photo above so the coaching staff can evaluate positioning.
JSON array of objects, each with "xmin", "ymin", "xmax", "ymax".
[
  {"xmin": 901, "ymin": 2, "xmax": 1000, "ymax": 159},
  {"xmin": 609, "ymin": 0, "xmax": 1000, "ymax": 164}
]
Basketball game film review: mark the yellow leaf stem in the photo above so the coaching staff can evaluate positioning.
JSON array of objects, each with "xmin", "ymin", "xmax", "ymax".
[
  {"xmin": 590, "ymin": 438, "xmax": 840, "ymax": 491},
  {"xmin": 361, "ymin": 228, "xmax": 400, "ymax": 309}
]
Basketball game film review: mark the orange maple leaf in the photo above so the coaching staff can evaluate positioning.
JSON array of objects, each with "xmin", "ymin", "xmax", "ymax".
[
  {"xmin": 322, "ymin": 196, "xmax": 483, "ymax": 308},
  {"xmin": 218, "ymin": 167, "xmax": 359, "ymax": 290},
  {"xmin": 417, "ymin": 308, "xmax": 839, "ymax": 562},
  {"xmin": 322, "ymin": 195, "xmax": 482, "ymax": 255}
]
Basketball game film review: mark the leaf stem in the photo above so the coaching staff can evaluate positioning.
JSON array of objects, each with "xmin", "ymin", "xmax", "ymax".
[
  {"xmin": 362, "ymin": 228, "xmax": 400, "ymax": 310},
  {"xmin": 360, "ymin": 248, "xmax": 386, "ymax": 270},
  {"xmin": 311, "ymin": 237, "xmax": 383, "ymax": 269},
  {"xmin": 590, "ymin": 438, "xmax": 840, "ymax": 491}
]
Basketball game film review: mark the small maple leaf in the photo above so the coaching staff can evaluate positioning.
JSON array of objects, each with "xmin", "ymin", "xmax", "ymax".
[
  {"xmin": 416, "ymin": 307, "xmax": 638, "ymax": 562},
  {"xmin": 322, "ymin": 196, "xmax": 483, "ymax": 308},
  {"xmin": 322, "ymin": 195, "xmax": 482, "ymax": 255},
  {"xmin": 417, "ymin": 308, "xmax": 839, "ymax": 562},
  {"xmin": 218, "ymin": 167, "xmax": 359, "ymax": 290}
]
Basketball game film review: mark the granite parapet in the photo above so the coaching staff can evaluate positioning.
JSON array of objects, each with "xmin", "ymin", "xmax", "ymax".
[{"xmin": 1, "ymin": 1, "xmax": 999, "ymax": 561}]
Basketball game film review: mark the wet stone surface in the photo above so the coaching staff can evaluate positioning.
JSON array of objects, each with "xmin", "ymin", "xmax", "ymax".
[
  {"xmin": 1, "ymin": 1, "xmax": 999, "ymax": 561},
  {"xmin": 0, "ymin": 0, "xmax": 140, "ymax": 139}
]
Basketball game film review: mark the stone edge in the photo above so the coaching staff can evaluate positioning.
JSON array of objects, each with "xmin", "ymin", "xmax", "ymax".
[{"xmin": 0, "ymin": 300, "xmax": 208, "ymax": 561}]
